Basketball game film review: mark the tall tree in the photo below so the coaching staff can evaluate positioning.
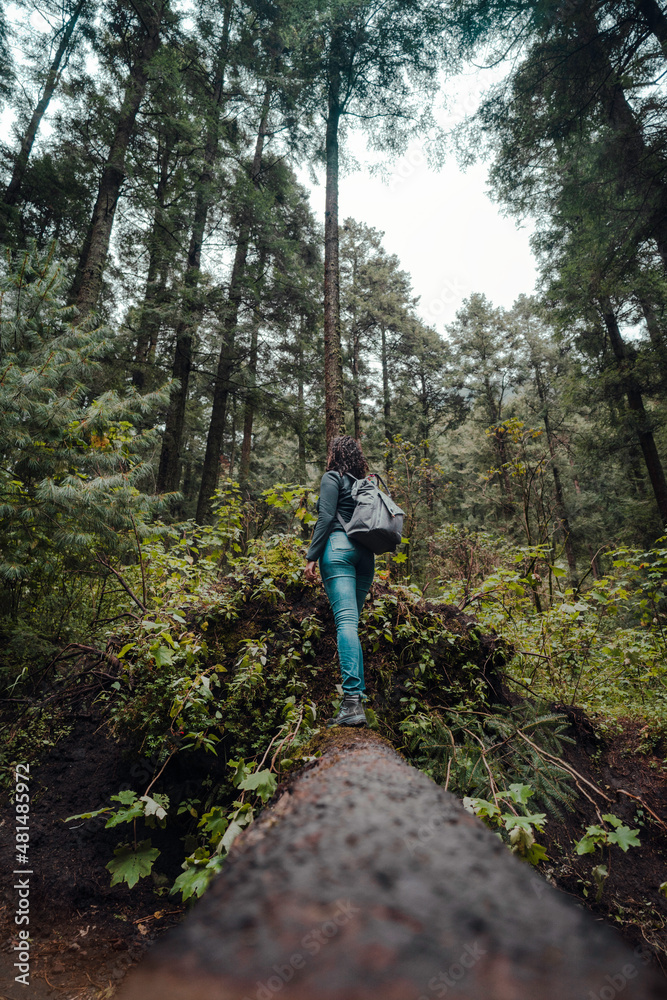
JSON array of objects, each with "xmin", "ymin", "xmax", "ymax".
[
  {"xmin": 69, "ymin": 0, "xmax": 169, "ymax": 315},
  {"xmin": 339, "ymin": 219, "xmax": 420, "ymax": 450},
  {"xmin": 157, "ymin": 0, "xmax": 235, "ymax": 493},
  {"xmin": 448, "ymin": 293, "xmax": 519, "ymax": 510},
  {"xmin": 123, "ymin": 42, "xmax": 200, "ymax": 391},
  {"xmin": 511, "ymin": 297, "xmax": 578, "ymax": 574},
  {"xmin": 286, "ymin": 0, "xmax": 450, "ymax": 444},
  {"xmin": 196, "ymin": 81, "xmax": 271, "ymax": 521},
  {"xmin": 0, "ymin": 1, "xmax": 12, "ymax": 108},
  {"xmin": 598, "ymin": 297, "xmax": 667, "ymax": 525},
  {"xmin": 1, "ymin": 0, "xmax": 91, "ymax": 231}
]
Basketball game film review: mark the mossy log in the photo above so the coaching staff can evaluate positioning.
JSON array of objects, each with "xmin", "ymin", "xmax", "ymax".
[{"xmin": 121, "ymin": 729, "xmax": 663, "ymax": 1000}]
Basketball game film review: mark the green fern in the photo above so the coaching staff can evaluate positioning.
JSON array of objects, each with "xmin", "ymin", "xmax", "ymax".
[{"xmin": 403, "ymin": 700, "xmax": 577, "ymax": 817}]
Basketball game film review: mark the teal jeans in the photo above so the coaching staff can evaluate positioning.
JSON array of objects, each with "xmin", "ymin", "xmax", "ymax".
[{"xmin": 319, "ymin": 531, "xmax": 374, "ymax": 695}]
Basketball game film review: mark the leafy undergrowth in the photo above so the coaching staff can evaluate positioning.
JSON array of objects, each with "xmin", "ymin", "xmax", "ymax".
[
  {"xmin": 2, "ymin": 509, "xmax": 667, "ymax": 993},
  {"xmin": 434, "ymin": 525, "xmax": 667, "ymax": 732}
]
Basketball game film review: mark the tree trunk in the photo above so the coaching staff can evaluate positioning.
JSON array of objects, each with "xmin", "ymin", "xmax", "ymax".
[
  {"xmin": 574, "ymin": 3, "xmax": 667, "ymax": 263},
  {"xmin": 195, "ymin": 238, "xmax": 245, "ymax": 518},
  {"xmin": 323, "ymin": 38, "xmax": 345, "ymax": 445},
  {"xmin": 637, "ymin": 293, "xmax": 667, "ymax": 389},
  {"xmin": 588, "ymin": 546, "xmax": 602, "ymax": 580},
  {"xmin": 132, "ymin": 132, "xmax": 174, "ymax": 389},
  {"xmin": 352, "ymin": 330, "xmax": 361, "ymax": 440},
  {"xmin": 484, "ymin": 377, "xmax": 513, "ymax": 514},
  {"xmin": 238, "ymin": 243, "xmax": 269, "ymax": 487},
  {"xmin": 492, "ymin": 426, "xmax": 514, "ymax": 517},
  {"xmin": 233, "ymin": 91, "xmax": 272, "ymax": 489},
  {"xmin": 69, "ymin": 0, "xmax": 164, "ymax": 314},
  {"xmin": 636, "ymin": 0, "xmax": 667, "ymax": 57},
  {"xmin": 228, "ymin": 401, "xmax": 237, "ymax": 480},
  {"xmin": 419, "ymin": 370, "xmax": 431, "ymax": 458},
  {"xmin": 297, "ymin": 367, "xmax": 307, "ymax": 482},
  {"xmin": 381, "ymin": 326, "xmax": 392, "ymax": 442},
  {"xmin": 157, "ymin": 196, "xmax": 208, "ymax": 493},
  {"xmin": 2, "ymin": 0, "xmax": 86, "ymax": 216},
  {"xmin": 238, "ymin": 315, "xmax": 260, "ymax": 488},
  {"xmin": 532, "ymin": 364, "xmax": 577, "ymax": 575},
  {"xmin": 181, "ymin": 449, "xmax": 195, "ymax": 503},
  {"xmin": 132, "ymin": 250, "xmax": 169, "ymax": 389},
  {"xmin": 543, "ymin": 413, "xmax": 576, "ymax": 575},
  {"xmin": 196, "ymin": 84, "xmax": 271, "ymax": 522},
  {"xmin": 600, "ymin": 297, "xmax": 667, "ymax": 525},
  {"xmin": 156, "ymin": 3, "xmax": 233, "ymax": 493}
]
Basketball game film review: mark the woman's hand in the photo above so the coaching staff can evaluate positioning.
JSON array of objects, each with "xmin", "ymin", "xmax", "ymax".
[{"xmin": 304, "ymin": 560, "xmax": 319, "ymax": 583}]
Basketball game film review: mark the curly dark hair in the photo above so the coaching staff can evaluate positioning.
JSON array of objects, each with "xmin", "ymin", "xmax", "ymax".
[{"xmin": 326, "ymin": 435, "xmax": 369, "ymax": 479}]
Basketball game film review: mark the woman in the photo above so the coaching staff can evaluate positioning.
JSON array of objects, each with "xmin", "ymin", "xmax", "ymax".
[{"xmin": 304, "ymin": 435, "xmax": 374, "ymax": 727}]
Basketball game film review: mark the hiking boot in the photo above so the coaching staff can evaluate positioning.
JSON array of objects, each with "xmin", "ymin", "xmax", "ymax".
[{"xmin": 327, "ymin": 692, "xmax": 367, "ymax": 728}]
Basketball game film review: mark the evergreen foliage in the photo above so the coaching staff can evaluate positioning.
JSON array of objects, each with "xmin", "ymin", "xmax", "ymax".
[{"xmin": 0, "ymin": 244, "xmax": 169, "ymax": 665}]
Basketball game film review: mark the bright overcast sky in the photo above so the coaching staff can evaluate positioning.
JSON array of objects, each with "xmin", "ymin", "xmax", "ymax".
[{"xmin": 302, "ymin": 67, "xmax": 539, "ymax": 337}]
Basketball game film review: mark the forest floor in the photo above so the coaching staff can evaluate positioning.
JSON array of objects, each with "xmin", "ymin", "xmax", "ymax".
[
  {"xmin": 1, "ymin": 581, "xmax": 666, "ymax": 998},
  {"xmin": 1, "ymin": 702, "xmax": 666, "ymax": 999}
]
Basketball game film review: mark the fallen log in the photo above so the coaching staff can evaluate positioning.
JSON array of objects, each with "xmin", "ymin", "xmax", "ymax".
[{"xmin": 121, "ymin": 729, "xmax": 664, "ymax": 1000}]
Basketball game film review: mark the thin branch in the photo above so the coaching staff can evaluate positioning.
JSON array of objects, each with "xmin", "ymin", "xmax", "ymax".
[
  {"xmin": 94, "ymin": 554, "xmax": 148, "ymax": 612},
  {"xmin": 617, "ymin": 789, "xmax": 667, "ymax": 832},
  {"xmin": 144, "ymin": 748, "xmax": 177, "ymax": 798},
  {"xmin": 516, "ymin": 731, "xmax": 611, "ymax": 802}
]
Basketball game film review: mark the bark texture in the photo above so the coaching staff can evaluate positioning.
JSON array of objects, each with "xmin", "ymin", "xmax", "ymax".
[
  {"xmin": 120, "ymin": 730, "xmax": 663, "ymax": 1000},
  {"xmin": 238, "ymin": 288, "xmax": 263, "ymax": 487},
  {"xmin": 132, "ymin": 133, "xmax": 174, "ymax": 389}
]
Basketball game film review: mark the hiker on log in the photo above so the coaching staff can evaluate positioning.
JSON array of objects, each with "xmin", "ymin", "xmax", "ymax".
[{"xmin": 305, "ymin": 435, "xmax": 374, "ymax": 728}]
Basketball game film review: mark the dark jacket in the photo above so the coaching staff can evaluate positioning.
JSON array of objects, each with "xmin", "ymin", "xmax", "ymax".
[{"xmin": 306, "ymin": 471, "xmax": 356, "ymax": 561}]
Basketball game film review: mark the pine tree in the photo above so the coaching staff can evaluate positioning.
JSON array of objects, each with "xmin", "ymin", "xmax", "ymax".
[
  {"xmin": 1, "ymin": 0, "xmax": 93, "ymax": 240},
  {"xmin": 280, "ymin": 0, "xmax": 450, "ymax": 443},
  {"xmin": 156, "ymin": 0, "xmax": 236, "ymax": 493},
  {"xmin": 0, "ymin": 244, "xmax": 169, "ymax": 622},
  {"xmin": 69, "ymin": 0, "xmax": 172, "ymax": 315}
]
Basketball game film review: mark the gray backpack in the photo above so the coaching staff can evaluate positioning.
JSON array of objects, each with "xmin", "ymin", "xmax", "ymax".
[{"xmin": 337, "ymin": 474, "xmax": 405, "ymax": 554}]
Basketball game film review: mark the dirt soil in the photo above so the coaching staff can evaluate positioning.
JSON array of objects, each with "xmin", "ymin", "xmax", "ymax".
[
  {"xmin": 0, "ymin": 713, "xmax": 184, "ymax": 1000},
  {"xmin": 541, "ymin": 708, "xmax": 667, "ymax": 975}
]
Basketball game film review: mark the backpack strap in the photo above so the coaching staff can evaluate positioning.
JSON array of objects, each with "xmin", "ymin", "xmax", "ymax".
[
  {"xmin": 370, "ymin": 471, "xmax": 389, "ymax": 493},
  {"xmin": 335, "ymin": 470, "xmax": 357, "ymax": 530}
]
